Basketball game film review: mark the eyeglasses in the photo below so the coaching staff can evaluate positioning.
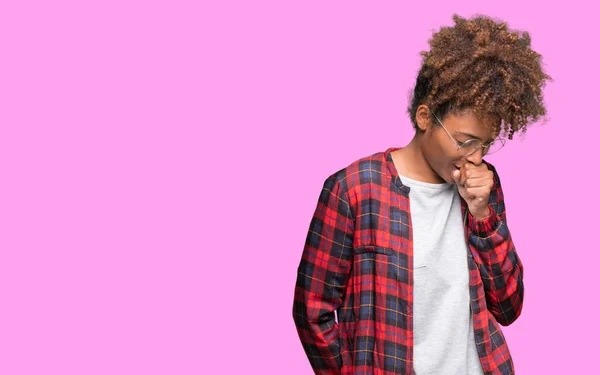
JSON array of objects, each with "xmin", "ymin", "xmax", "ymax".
[{"xmin": 430, "ymin": 111, "xmax": 506, "ymax": 156}]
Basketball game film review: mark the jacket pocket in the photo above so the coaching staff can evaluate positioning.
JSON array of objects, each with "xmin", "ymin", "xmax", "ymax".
[
  {"xmin": 354, "ymin": 245, "xmax": 397, "ymax": 256},
  {"xmin": 351, "ymin": 244, "xmax": 403, "ymax": 322}
]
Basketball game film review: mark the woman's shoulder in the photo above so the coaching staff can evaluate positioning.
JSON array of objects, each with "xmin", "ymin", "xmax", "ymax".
[{"xmin": 322, "ymin": 147, "xmax": 395, "ymax": 197}]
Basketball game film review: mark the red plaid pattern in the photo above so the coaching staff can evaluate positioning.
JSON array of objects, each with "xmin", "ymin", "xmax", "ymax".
[{"xmin": 293, "ymin": 147, "xmax": 524, "ymax": 375}]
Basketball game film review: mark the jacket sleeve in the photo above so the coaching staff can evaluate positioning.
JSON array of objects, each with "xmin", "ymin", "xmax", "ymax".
[
  {"xmin": 292, "ymin": 173, "xmax": 355, "ymax": 374},
  {"xmin": 465, "ymin": 163, "xmax": 524, "ymax": 326}
]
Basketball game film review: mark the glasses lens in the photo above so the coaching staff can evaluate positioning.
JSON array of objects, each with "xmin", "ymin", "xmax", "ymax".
[
  {"xmin": 484, "ymin": 138, "xmax": 506, "ymax": 155},
  {"xmin": 459, "ymin": 139, "xmax": 481, "ymax": 156}
]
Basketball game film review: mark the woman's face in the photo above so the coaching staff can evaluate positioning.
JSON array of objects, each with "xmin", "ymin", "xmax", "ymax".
[{"xmin": 418, "ymin": 106, "xmax": 499, "ymax": 184}]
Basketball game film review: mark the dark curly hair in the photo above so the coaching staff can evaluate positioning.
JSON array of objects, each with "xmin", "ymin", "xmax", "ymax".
[{"xmin": 408, "ymin": 14, "xmax": 552, "ymax": 140}]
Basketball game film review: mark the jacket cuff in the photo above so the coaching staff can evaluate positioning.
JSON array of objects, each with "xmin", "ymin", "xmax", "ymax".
[{"xmin": 466, "ymin": 204, "xmax": 501, "ymax": 237}]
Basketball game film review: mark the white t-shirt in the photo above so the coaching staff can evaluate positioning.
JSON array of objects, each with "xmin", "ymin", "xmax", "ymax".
[{"xmin": 398, "ymin": 173, "xmax": 484, "ymax": 375}]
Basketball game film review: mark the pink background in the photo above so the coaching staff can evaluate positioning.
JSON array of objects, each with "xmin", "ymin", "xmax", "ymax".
[{"xmin": 0, "ymin": 1, "xmax": 596, "ymax": 374}]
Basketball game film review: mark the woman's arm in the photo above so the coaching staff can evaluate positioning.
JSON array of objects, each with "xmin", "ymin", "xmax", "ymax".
[
  {"xmin": 465, "ymin": 163, "xmax": 525, "ymax": 326},
  {"xmin": 292, "ymin": 173, "xmax": 355, "ymax": 374}
]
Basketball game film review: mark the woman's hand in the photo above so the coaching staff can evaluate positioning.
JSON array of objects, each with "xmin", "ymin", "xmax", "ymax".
[{"xmin": 452, "ymin": 162, "xmax": 494, "ymax": 220}]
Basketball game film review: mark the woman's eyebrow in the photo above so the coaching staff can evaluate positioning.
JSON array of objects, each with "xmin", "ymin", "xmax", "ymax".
[{"xmin": 455, "ymin": 131, "xmax": 481, "ymax": 140}]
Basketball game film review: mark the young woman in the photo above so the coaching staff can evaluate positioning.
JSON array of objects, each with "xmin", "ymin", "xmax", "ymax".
[{"xmin": 292, "ymin": 14, "xmax": 551, "ymax": 375}]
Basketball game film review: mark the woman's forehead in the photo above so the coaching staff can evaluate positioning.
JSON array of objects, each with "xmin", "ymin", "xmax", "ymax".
[{"xmin": 445, "ymin": 111, "xmax": 499, "ymax": 140}]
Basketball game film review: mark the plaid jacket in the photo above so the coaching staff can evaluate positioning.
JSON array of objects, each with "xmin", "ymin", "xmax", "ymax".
[{"xmin": 292, "ymin": 146, "xmax": 524, "ymax": 375}]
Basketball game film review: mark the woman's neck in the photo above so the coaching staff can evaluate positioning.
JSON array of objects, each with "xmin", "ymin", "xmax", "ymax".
[{"xmin": 392, "ymin": 135, "xmax": 444, "ymax": 184}]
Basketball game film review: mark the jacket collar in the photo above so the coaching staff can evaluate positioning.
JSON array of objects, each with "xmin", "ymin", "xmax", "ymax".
[{"xmin": 383, "ymin": 146, "xmax": 410, "ymax": 195}]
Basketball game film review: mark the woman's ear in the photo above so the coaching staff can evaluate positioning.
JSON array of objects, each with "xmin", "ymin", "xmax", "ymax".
[{"xmin": 416, "ymin": 104, "xmax": 433, "ymax": 133}]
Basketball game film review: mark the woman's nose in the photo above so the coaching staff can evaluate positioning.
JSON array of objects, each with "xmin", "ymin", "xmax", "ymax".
[{"xmin": 465, "ymin": 148, "xmax": 484, "ymax": 165}]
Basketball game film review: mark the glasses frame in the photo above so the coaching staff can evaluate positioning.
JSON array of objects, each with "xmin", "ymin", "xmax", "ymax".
[{"xmin": 430, "ymin": 111, "xmax": 506, "ymax": 156}]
